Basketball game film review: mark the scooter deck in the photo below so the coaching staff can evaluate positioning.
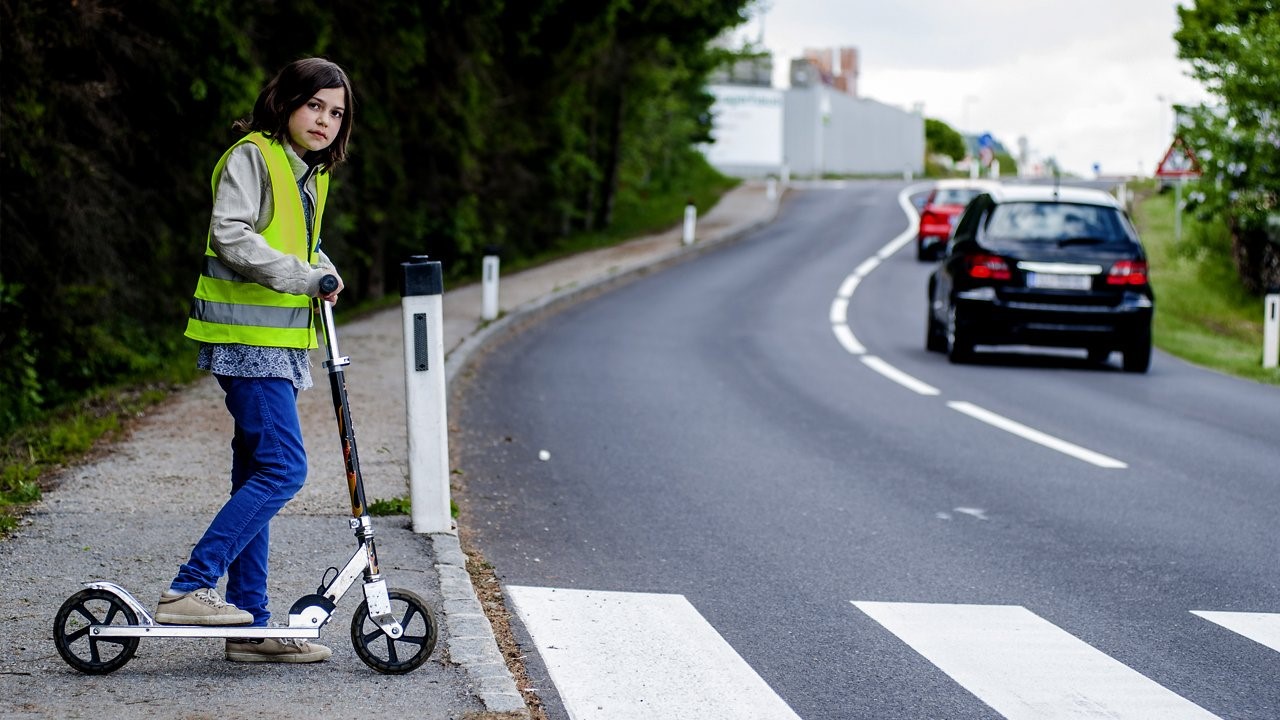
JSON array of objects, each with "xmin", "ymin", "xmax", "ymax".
[{"xmin": 84, "ymin": 581, "xmax": 326, "ymax": 639}]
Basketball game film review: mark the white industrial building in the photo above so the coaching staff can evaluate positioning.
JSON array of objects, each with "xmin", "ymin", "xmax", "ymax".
[{"xmin": 701, "ymin": 51, "xmax": 924, "ymax": 178}]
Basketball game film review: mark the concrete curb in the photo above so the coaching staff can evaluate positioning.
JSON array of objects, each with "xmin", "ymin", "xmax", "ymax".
[
  {"xmin": 430, "ymin": 531, "xmax": 528, "ymax": 713},
  {"xmin": 432, "ymin": 188, "xmax": 783, "ymax": 714}
]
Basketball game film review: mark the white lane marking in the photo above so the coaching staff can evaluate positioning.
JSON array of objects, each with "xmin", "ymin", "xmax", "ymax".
[
  {"xmin": 827, "ymin": 183, "xmax": 927, "ymax": 363},
  {"xmin": 506, "ymin": 586, "xmax": 801, "ymax": 720},
  {"xmin": 876, "ymin": 225, "xmax": 918, "ymax": 259},
  {"xmin": 853, "ymin": 602, "xmax": 1220, "ymax": 720},
  {"xmin": 828, "ymin": 185, "xmax": 1127, "ymax": 469},
  {"xmin": 862, "ymin": 355, "xmax": 940, "ymax": 396},
  {"xmin": 832, "ymin": 324, "xmax": 866, "ymax": 355},
  {"xmin": 947, "ymin": 401, "xmax": 1128, "ymax": 469},
  {"xmin": 1192, "ymin": 611, "xmax": 1280, "ymax": 653},
  {"xmin": 829, "ymin": 297, "xmax": 849, "ymax": 324},
  {"xmin": 854, "ymin": 256, "xmax": 881, "ymax": 277},
  {"xmin": 837, "ymin": 273, "xmax": 861, "ymax": 298}
]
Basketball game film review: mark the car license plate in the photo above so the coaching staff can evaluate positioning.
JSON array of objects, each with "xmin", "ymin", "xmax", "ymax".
[{"xmin": 1026, "ymin": 272, "xmax": 1092, "ymax": 290}]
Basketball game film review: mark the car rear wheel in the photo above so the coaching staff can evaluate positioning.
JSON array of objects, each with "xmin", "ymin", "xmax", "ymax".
[
  {"xmin": 926, "ymin": 305, "xmax": 947, "ymax": 352},
  {"xmin": 1122, "ymin": 334, "xmax": 1152, "ymax": 373},
  {"xmin": 946, "ymin": 305, "xmax": 973, "ymax": 364}
]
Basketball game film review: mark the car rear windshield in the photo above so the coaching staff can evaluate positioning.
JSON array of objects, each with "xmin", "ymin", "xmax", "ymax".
[
  {"xmin": 984, "ymin": 202, "xmax": 1132, "ymax": 244},
  {"xmin": 933, "ymin": 188, "xmax": 981, "ymax": 205}
]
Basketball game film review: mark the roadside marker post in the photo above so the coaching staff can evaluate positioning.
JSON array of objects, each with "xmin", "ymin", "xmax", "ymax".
[
  {"xmin": 481, "ymin": 250, "xmax": 500, "ymax": 322},
  {"xmin": 1264, "ymin": 292, "xmax": 1279, "ymax": 369},
  {"xmin": 400, "ymin": 256, "xmax": 452, "ymax": 533},
  {"xmin": 683, "ymin": 200, "xmax": 697, "ymax": 245}
]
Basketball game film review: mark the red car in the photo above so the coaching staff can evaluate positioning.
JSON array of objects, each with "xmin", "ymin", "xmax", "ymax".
[{"xmin": 916, "ymin": 180, "xmax": 1000, "ymax": 260}]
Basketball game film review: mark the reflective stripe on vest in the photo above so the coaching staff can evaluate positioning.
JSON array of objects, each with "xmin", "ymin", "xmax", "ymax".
[{"xmin": 184, "ymin": 132, "xmax": 329, "ymax": 349}]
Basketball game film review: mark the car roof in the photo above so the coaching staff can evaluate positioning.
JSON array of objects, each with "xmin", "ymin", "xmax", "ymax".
[
  {"xmin": 984, "ymin": 184, "xmax": 1122, "ymax": 208},
  {"xmin": 932, "ymin": 179, "xmax": 1002, "ymax": 190}
]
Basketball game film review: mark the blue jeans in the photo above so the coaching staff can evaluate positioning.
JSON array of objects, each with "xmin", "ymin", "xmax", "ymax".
[{"xmin": 171, "ymin": 376, "xmax": 307, "ymax": 626}]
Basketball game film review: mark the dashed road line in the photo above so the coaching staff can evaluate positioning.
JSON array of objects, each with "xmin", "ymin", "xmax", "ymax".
[
  {"xmin": 947, "ymin": 401, "xmax": 1128, "ymax": 468},
  {"xmin": 829, "ymin": 183, "xmax": 1127, "ymax": 469},
  {"xmin": 862, "ymin": 355, "xmax": 940, "ymax": 396}
]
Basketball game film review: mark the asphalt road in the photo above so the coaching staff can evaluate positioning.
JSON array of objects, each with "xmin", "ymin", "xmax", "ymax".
[{"xmin": 452, "ymin": 180, "xmax": 1279, "ymax": 719}]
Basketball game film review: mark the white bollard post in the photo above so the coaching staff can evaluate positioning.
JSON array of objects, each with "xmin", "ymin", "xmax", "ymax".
[
  {"xmin": 682, "ymin": 201, "xmax": 697, "ymax": 245},
  {"xmin": 400, "ymin": 256, "xmax": 452, "ymax": 533},
  {"xmin": 903, "ymin": 165, "xmax": 913, "ymax": 182},
  {"xmin": 766, "ymin": 177, "xmax": 777, "ymax": 202},
  {"xmin": 481, "ymin": 252, "xmax": 500, "ymax": 322},
  {"xmin": 990, "ymin": 159, "xmax": 1000, "ymax": 179},
  {"xmin": 781, "ymin": 164, "xmax": 791, "ymax": 186},
  {"xmin": 1264, "ymin": 293, "xmax": 1279, "ymax": 369},
  {"xmin": 970, "ymin": 161, "xmax": 979, "ymax": 180}
]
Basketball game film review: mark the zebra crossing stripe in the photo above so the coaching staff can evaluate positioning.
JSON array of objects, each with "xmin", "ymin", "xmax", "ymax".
[
  {"xmin": 1191, "ymin": 611, "xmax": 1280, "ymax": 653},
  {"xmin": 853, "ymin": 601, "xmax": 1219, "ymax": 720},
  {"xmin": 505, "ymin": 586, "xmax": 801, "ymax": 720}
]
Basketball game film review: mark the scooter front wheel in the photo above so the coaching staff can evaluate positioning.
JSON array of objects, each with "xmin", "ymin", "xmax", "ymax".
[
  {"xmin": 350, "ymin": 588, "xmax": 437, "ymax": 674},
  {"xmin": 53, "ymin": 588, "xmax": 140, "ymax": 674}
]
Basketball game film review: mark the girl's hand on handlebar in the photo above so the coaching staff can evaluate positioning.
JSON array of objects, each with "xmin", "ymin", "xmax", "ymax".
[{"xmin": 318, "ymin": 274, "xmax": 344, "ymax": 305}]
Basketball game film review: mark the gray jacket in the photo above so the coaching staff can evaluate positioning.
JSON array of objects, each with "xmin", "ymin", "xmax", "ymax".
[{"xmin": 209, "ymin": 140, "xmax": 338, "ymax": 297}]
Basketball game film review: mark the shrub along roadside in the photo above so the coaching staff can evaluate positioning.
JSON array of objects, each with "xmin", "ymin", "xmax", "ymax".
[
  {"xmin": 0, "ymin": 167, "xmax": 737, "ymax": 534},
  {"xmin": 1132, "ymin": 184, "xmax": 1280, "ymax": 385}
]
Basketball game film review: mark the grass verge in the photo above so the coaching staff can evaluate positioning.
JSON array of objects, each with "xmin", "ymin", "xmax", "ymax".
[
  {"xmin": 0, "ymin": 370, "xmax": 198, "ymax": 534},
  {"xmin": 1132, "ymin": 183, "xmax": 1280, "ymax": 385}
]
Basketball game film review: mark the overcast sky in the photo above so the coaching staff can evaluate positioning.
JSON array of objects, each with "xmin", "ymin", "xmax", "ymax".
[{"xmin": 735, "ymin": 0, "xmax": 1209, "ymax": 176}]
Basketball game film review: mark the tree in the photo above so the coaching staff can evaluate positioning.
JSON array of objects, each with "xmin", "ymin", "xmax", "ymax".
[
  {"xmin": 1174, "ymin": 0, "xmax": 1280, "ymax": 293},
  {"xmin": 0, "ymin": 0, "xmax": 754, "ymax": 435},
  {"xmin": 0, "ymin": 0, "xmax": 261, "ymax": 425},
  {"xmin": 925, "ymin": 118, "xmax": 965, "ymax": 162}
]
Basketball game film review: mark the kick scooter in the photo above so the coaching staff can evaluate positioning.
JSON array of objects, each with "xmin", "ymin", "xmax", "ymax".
[{"xmin": 53, "ymin": 276, "xmax": 438, "ymax": 674}]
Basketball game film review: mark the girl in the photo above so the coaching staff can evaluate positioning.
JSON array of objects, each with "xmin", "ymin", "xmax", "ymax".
[{"xmin": 158, "ymin": 57, "xmax": 353, "ymax": 664}]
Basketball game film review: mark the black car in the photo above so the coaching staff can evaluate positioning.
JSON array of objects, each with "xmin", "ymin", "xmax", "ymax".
[{"xmin": 926, "ymin": 185, "xmax": 1154, "ymax": 372}]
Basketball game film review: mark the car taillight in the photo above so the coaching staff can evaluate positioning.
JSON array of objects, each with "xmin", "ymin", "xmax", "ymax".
[
  {"xmin": 1106, "ymin": 260, "xmax": 1148, "ymax": 286},
  {"xmin": 921, "ymin": 210, "xmax": 944, "ymax": 227},
  {"xmin": 966, "ymin": 253, "xmax": 1011, "ymax": 280}
]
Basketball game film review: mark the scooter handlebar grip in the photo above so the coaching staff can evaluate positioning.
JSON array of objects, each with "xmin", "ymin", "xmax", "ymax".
[{"xmin": 319, "ymin": 274, "xmax": 339, "ymax": 295}]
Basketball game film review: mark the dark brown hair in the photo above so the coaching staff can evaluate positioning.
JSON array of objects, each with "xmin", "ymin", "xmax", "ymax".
[{"xmin": 234, "ymin": 57, "xmax": 354, "ymax": 172}]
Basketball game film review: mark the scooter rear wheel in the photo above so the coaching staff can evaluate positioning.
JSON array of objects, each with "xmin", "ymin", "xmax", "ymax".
[
  {"xmin": 350, "ymin": 588, "xmax": 437, "ymax": 674},
  {"xmin": 53, "ymin": 588, "xmax": 140, "ymax": 674}
]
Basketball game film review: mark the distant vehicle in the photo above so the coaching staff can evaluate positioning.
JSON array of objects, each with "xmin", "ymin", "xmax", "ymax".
[
  {"xmin": 926, "ymin": 185, "xmax": 1154, "ymax": 372},
  {"xmin": 915, "ymin": 179, "xmax": 1001, "ymax": 261}
]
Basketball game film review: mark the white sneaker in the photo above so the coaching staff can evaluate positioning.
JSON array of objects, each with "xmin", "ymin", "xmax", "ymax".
[
  {"xmin": 155, "ymin": 588, "xmax": 253, "ymax": 625},
  {"xmin": 225, "ymin": 637, "xmax": 332, "ymax": 663}
]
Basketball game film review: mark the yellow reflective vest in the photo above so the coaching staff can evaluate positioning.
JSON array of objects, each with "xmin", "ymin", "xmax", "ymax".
[{"xmin": 185, "ymin": 132, "xmax": 329, "ymax": 348}]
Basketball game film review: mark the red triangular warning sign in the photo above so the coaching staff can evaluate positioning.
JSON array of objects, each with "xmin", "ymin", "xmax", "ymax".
[{"xmin": 1156, "ymin": 137, "xmax": 1201, "ymax": 178}]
